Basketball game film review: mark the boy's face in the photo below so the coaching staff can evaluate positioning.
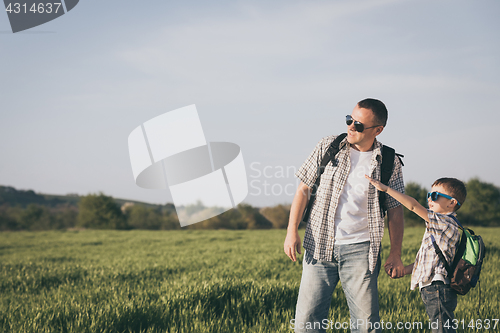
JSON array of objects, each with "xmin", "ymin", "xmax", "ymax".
[{"xmin": 428, "ymin": 184, "xmax": 456, "ymax": 214}]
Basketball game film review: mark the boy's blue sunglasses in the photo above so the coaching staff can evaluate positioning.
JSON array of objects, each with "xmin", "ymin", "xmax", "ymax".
[{"xmin": 427, "ymin": 191, "xmax": 461, "ymax": 206}]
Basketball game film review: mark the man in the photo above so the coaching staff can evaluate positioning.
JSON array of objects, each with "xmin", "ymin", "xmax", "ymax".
[{"xmin": 284, "ymin": 98, "xmax": 405, "ymax": 333}]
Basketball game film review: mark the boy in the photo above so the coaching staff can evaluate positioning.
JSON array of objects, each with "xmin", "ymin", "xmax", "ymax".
[{"xmin": 365, "ymin": 175, "xmax": 467, "ymax": 333}]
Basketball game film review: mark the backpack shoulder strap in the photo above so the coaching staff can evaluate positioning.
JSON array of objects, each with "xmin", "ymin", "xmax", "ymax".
[
  {"xmin": 302, "ymin": 133, "xmax": 347, "ymax": 223},
  {"xmin": 319, "ymin": 133, "xmax": 347, "ymax": 174},
  {"xmin": 450, "ymin": 230, "xmax": 467, "ymax": 270},
  {"xmin": 379, "ymin": 145, "xmax": 404, "ymax": 212},
  {"xmin": 430, "ymin": 234, "xmax": 454, "ymax": 277},
  {"xmin": 447, "ymin": 215, "xmax": 468, "ymax": 270},
  {"xmin": 449, "ymin": 215, "xmax": 464, "ymax": 230},
  {"xmin": 380, "ymin": 145, "xmax": 395, "ymax": 185},
  {"xmin": 396, "ymin": 153, "xmax": 405, "ymax": 166},
  {"xmin": 379, "ymin": 145, "xmax": 396, "ymax": 212}
]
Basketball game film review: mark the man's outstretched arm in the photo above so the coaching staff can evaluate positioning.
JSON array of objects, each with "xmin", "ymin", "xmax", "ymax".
[{"xmin": 284, "ymin": 181, "xmax": 311, "ymax": 262}]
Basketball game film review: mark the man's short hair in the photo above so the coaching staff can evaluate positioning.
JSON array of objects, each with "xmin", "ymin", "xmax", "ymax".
[
  {"xmin": 357, "ymin": 98, "xmax": 388, "ymax": 127},
  {"xmin": 432, "ymin": 177, "xmax": 467, "ymax": 211}
]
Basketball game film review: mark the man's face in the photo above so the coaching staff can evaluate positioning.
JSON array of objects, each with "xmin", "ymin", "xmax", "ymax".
[{"xmin": 346, "ymin": 105, "xmax": 383, "ymax": 151}]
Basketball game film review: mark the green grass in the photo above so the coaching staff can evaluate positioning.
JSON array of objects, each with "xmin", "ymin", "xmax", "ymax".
[{"xmin": 0, "ymin": 227, "xmax": 498, "ymax": 332}]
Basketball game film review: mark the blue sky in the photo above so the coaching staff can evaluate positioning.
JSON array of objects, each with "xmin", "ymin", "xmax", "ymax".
[{"xmin": 1, "ymin": 0, "xmax": 499, "ymax": 207}]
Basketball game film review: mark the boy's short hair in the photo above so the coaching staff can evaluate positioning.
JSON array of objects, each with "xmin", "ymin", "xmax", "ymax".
[
  {"xmin": 432, "ymin": 178, "xmax": 467, "ymax": 211},
  {"xmin": 357, "ymin": 98, "xmax": 388, "ymax": 127}
]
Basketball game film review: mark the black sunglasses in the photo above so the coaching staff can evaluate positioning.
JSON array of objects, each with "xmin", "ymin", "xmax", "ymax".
[
  {"xmin": 427, "ymin": 191, "xmax": 461, "ymax": 207},
  {"xmin": 346, "ymin": 115, "xmax": 381, "ymax": 133}
]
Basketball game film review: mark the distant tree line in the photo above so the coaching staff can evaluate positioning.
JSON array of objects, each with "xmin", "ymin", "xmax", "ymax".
[
  {"xmin": 0, "ymin": 187, "xmax": 288, "ymax": 231},
  {"xmin": 0, "ymin": 177, "xmax": 499, "ymax": 231},
  {"xmin": 0, "ymin": 202, "xmax": 78, "ymax": 231}
]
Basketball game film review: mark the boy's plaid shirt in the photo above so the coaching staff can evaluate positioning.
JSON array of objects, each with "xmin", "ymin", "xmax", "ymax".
[
  {"xmin": 295, "ymin": 135, "xmax": 404, "ymax": 273},
  {"xmin": 410, "ymin": 211, "xmax": 461, "ymax": 290}
]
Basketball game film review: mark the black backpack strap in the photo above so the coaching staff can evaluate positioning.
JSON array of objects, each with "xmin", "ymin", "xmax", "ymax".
[
  {"xmin": 321, "ymin": 133, "xmax": 347, "ymax": 172},
  {"xmin": 379, "ymin": 145, "xmax": 395, "ymax": 212},
  {"xmin": 430, "ymin": 234, "xmax": 454, "ymax": 277},
  {"xmin": 302, "ymin": 133, "xmax": 347, "ymax": 223},
  {"xmin": 447, "ymin": 216, "xmax": 466, "ymax": 271},
  {"xmin": 396, "ymin": 153, "xmax": 405, "ymax": 166},
  {"xmin": 450, "ymin": 230, "xmax": 467, "ymax": 271},
  {"xmin": 431, "ymin": 216, "xmax": 468, "ymax": 277},
  {"xmin": 380, "ymin": 145, "xmax": 395, "ymax": 185},
  {"xmin": 378, "ymin": 145, "xmax": 405, "ymax": 213}
]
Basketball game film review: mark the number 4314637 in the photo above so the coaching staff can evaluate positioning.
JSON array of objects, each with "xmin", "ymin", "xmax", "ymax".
[
  {"xmin": 445, "ymin": 319, "xmax": 499, "ymax": 330},
  {"xmin": 5, "ymin": 3, "xmax": 62, "ymax": 14}
]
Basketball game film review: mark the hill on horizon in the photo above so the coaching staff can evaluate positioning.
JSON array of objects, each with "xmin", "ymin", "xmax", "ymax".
[{"xmin": 0, "ymin": 185, "xmax": 170, "ymax": 210}]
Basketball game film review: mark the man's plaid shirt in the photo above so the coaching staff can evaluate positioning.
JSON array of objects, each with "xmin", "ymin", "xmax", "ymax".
[
  {"xmin": 410, "ymin": 211, "xmax": 461, "ymax": 290},
  {"xmin": 295, "ymin": 135, "xmax": 404, "ymax": 273}
]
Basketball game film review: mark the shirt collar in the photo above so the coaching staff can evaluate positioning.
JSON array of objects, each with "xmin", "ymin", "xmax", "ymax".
[{"xmin": 340, "ymin": 136, "xmax": 383, "ymax": 158}]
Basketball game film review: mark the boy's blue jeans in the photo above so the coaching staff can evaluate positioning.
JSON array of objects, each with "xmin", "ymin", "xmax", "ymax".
[
  {"xmin": 294, "ymin": 241, "xmax": 381, "ymax": 333},
  {"xmin": 420, "ymin": 281, "xmax": 458, "ymax": 333}
]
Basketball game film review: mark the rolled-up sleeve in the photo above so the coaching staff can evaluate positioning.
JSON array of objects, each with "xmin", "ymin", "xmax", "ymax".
[{"xmin": 295, "ymin": 138, "xmax": 327, "ymax": 188}]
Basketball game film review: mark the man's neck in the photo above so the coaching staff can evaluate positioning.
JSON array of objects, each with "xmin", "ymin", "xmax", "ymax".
[{"xmin": 351, "ymin": 141, "xmax": 375, "ymax": 152}]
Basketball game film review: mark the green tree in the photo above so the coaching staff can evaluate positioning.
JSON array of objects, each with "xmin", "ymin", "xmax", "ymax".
[
  {"xmin": 187, "ymin": 204, "xmax": 272, "ymax": 230},
  {"xmin": 459, "ymin": 178, "xmax": 500, "ymax": 226},
  {"xmin": 124, "ymin": 205, "xmax": 179, "ymax": 230},
  {"xmin": 260, "ymin": 204, "xmax": 290, "ymax": 229},
  {"xmin": 77, "ymin": 193, "xmax": 127, "ymax": 229},
  {"xmin": 125, "ymin": 205, "xmax": 163, "ymax": 230},
  {"xmin": 20, "ymin": 204, "xmax": 53, "ymax": 230},
  {"xmin": 0, "ymin": 204, "xmax": 21, "ymax": 231},
  {"xmin": 160, "ymin": 210, "xmax": 181, "ymax": 230},
  {"xmin": 402, "ymin": 182, "xmax": 428, "ymax": 226},
  {"xmin": 52, "ymin": 204, "xmax": 78, "ymax": 229},
  {"xmin": 189, "ymin": 208, "xmax": 243, "ymax": 230},
  {"xmin": 237, "ymin": 203, "xmax": 273, "ymax": 229}
]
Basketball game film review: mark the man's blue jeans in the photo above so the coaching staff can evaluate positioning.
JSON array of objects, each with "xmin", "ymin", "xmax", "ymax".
[{"xmin": 294, "ymin": 242, "xmax": 381, "ymax": 333}]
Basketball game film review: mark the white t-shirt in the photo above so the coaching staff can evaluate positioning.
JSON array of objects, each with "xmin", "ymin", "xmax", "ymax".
[{"xmin": 334, "ymin": 148, "xmax": 372, "ymax": 244}]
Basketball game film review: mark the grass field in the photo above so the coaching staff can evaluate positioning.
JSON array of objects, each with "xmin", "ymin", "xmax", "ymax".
[{"xmin": 0, "ymin": 227, "xmax": 498, "ymax": 332}]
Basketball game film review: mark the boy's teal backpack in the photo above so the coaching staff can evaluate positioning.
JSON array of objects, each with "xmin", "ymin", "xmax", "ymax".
[{"xmin": 430, "ymin": 216, "xmax": 486, "ymax": 311}]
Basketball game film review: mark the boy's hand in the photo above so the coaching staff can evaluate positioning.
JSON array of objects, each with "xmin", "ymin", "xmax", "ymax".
[
  {"xmin": 365, "ymin": 175, "xmax": 388, "ymax": 192},
  {"xmin": 404, "ymin": 263, "xmax": 414, "ymax": 276}
]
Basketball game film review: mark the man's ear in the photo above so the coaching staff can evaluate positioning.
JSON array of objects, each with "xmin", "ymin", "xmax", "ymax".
[{"xmin": 375, "ymin": 126, "xmax": 384, "ymax": 136}]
